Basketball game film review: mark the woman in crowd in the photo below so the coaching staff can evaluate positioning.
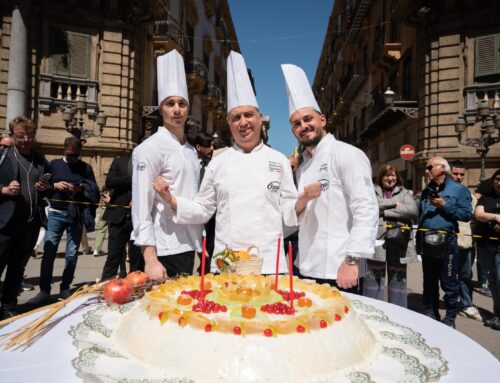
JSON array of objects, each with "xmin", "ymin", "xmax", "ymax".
[
  {"xmin": 474, "ymin": 169, "xmax": 500, "ymax": 331},
  {"xmin": 363, "ymin": 164, "xmax": 418, "ymax": 307}
]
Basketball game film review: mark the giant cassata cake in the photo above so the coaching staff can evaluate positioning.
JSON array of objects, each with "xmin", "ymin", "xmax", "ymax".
[{"xmin": 111, "ymin": 274, "xmax": 382, "ymax": 383}]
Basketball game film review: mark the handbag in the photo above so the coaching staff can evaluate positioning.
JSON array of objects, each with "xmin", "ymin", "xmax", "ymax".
[
  {"xmin": 422, "ymin": 232, "xmax": 448, "ymax": 259},
  {"xmin": 384, "ymin": 223, "xmax": 411, "ymax": 248}
]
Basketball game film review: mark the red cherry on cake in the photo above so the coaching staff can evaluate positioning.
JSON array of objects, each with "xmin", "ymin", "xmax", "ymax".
[
  {"xmin": 205, "ymin": 324, "xmax": 212, "ymax": 332},
  {"xmin": 296, "ymin": 325, "xmax": 305, "ymax": 333},
  {"xmin": 103, "ymin": 277, "xmax": 133, "ymax": 305},
  {"xmin": 233, "ymin": 326, "xmax": 242, "ymax": 335},
  {"xmin": 334, "ymin": 314, "xmax": 342, "ymax": 321},
  {"xmin": 263, "ymin": 328, "xmax": 273, "ymax": 337},
  {"xmin": 320, "ymin": 320, "xmax": 328, "ymax": 328},
  {"xmin": 344, "ymin": 306, "xmax": 349, "ymax": 313}
]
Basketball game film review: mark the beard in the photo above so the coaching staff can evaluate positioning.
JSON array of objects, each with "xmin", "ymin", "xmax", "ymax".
[{"xmin": 301, "ymin": 132, "xmax": 323, "ymax": 147}]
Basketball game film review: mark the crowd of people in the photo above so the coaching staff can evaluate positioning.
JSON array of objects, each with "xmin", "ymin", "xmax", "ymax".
[{"xmin": 0, "ymin": 50, "xmax": 498, "ymax": 334}]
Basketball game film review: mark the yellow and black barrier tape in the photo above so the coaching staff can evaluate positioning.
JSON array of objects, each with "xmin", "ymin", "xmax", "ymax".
[
  {"xmin": 383, "ymin": 223, "xmax": 500, "ymax": 241},
  {"xmin": 47, "ymin": 198, "xmax": 131, "ymax": 209}
]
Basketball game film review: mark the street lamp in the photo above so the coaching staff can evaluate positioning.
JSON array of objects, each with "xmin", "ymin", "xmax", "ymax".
[
  {"xmin": 454, "ymin": 101, "xmax": 500, "ymax": 181},
  {"xmin": 61, "ymin": 95, "xmax": 107, "ymax": 140}
]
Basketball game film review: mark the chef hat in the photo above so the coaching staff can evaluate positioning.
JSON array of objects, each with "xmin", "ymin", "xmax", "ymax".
[
  {"xmin": 281, "ymin": 64, "xmax": 321, "ymax": 118},
  {"xmin": 227, "ymin": 51, "xmax": 258, "ymax": 112},
  {"xmin": 157, "ymin": 50, "xmax": 189, "ymax": 107}
]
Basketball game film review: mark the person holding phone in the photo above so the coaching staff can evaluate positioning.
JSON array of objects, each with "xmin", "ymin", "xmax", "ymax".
[
  {"xmin": 0, "ymin": 116, "xmax": 50, "ymax": 319},
  {"xmin": 28, "ymin": 136, "xmax": 99, "ymax": 305},
  {"xmin": 418, "ymin": 156, "xmax": 472, "ymax": 328}
]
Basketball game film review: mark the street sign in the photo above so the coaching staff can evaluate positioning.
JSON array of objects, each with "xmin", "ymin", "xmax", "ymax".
[{"xmin": 400, "ymin": 144, "xmax": 415, "ymax": 160}]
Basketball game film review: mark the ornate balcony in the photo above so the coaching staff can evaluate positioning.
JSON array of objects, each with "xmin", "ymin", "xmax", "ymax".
[
  {"xmin": 38, "ymin": 74, "xmax": 99, "ymax": 116},
  {"xmin": 187, "ymin": 57, "xmax": 208, "ymax": 93},
  {"xmin": 203, "ymin": 82, "xmax": 222, "ymax": 109},
  {"xmin": 153, "ymin": 18, "xmax": 186, "ymax": 56},
  {"xmin": 462, "ymin": 82, "xmax": 500, "ymax": 124}
]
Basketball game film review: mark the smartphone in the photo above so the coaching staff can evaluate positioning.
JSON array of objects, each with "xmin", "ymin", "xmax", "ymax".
[
  {"xmin": 429, "ymin": 189, "xmax": 440, "ymax": 199},
  {"xmin": 41, "ymin": 173, "xmax": 52, "ymax": 182}
]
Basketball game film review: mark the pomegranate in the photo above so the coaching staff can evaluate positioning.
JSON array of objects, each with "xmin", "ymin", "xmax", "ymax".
[
  {"xmin": 103, "ymin": 278, "xmax": 133, "ymax": 305},
  {"xmin": 125, "ymin": 271, "xmax": 149, "ymax": 287}
]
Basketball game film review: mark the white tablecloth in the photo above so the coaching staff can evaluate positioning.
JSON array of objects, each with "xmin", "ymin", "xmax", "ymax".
[{"xmin": 0, "ymin": 294, "xmax": 498, "ymax": 382}]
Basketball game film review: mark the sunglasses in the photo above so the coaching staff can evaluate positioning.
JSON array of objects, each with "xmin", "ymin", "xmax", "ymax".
[
  {"xmin": 13, "ymin": 133, "xmax": 35, "ymax": 140},
  {"xmin": 426, "ymin": 164, "xmax": 443, "ymax": 171}
]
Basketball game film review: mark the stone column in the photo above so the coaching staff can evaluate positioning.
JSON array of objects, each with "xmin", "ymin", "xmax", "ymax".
[{"xmin": 6, "ymin": 3, "xmax": 28, "ymax": 129}]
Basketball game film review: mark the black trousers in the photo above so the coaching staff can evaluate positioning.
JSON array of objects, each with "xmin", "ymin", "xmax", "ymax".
[
  {"xmin": 0, "ymin": 217, "xmax": 41, "ymax": 307},
  {"xmin": 101, "ymin": 217, "xmax": 142, "ymax": 281},
  {"xmin": 158, "ymin": 251, "xmax": 195, "ymax": 278}
]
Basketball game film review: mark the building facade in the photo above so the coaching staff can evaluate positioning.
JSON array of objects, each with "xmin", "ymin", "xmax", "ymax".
[
  {"xmin": 313, "ymin": 0, "xmax": 500, "ymax": 191},
  {"xmin": 0, "ymin": 0, "xmax": 239, "ymax": 184}
]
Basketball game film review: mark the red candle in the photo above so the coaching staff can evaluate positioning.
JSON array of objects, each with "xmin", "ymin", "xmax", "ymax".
[
  {"xmin": 274, "ymin": 237, "xmax": 281, "ymax": 290},
  {"xmin": 288, "ymin": 241, "xmax": 294, "ymax": 309},
  {"xmin": 200, "ymin": 234, "xmax": 207, "ymax": 302}
]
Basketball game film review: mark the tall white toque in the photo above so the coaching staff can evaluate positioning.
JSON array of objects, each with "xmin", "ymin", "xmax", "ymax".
[
  {"xmin": 157, "ymin": 49, "xmax": 189, "ymax": 107},
  {"xmin": 281, "ymin": 64, "xmax": 321, "ymax": 118},
  {"xmin": 227, "ymin": 51, "xmax": 259, "ymax": 112}
]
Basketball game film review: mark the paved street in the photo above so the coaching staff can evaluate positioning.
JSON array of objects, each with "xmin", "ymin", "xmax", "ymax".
[{"xmin": 14, "ymin": 233, "xmax": 500, "ymax": 361}]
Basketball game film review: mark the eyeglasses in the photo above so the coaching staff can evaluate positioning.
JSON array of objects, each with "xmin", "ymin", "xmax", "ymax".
[
  {"xmin": 426, "ymin": 164, "xmax": 444, "ymax": 171},
  {"xmin": 0, "ymin": 144, "xmax": 10, "ymax": 149},
  {"xmin": 13, "ymin": 133, "xmax": 35, "ymax": 140}
]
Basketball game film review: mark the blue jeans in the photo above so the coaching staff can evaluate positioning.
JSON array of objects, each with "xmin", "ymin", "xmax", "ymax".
[
  {"xmin": 458, "ymin": 247, "xmax": 474, "ymax": 308},
  {"xmin": 422, "ymin": 236, "xmax": 460, "ymax": 325},
  {"xmin": 476, "ymin": 242, "xmax": 500, "ymax": 317},
  {"xmin": 40, "ymin": 210, "xmax": 83, "ymax": 293}
]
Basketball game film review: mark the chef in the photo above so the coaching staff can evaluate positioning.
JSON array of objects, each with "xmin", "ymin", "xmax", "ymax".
[
  {"xmin": 281, "ymin": 63, "xmax": 378, "ymax": 290},
  {"xmin": 132, "ymin": 50, "xmax": 202, "ymax": 281},
  {"xmin": 154, "ymin": 51, "xmax": 317, "ymax": 274}
]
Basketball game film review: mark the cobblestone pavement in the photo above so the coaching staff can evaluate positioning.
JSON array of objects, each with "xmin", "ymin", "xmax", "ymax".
[{"xmin": 13, "ymin": 234, "xmax": 500, "ymax": 360}]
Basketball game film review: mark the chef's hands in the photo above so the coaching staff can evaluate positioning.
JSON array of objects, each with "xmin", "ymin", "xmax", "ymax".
[
  {"xmin": 336, "ymin": 263, "xmax": 359, "ymax": 290},
  {"xmin": 295, "ymin": 182, "xmax": 321, "ymax": 216},
  {"xmin": 143, "ymin": 246, "xmax": 167, "ymax": 281},
  {"xmin": 153, "ymin": 176, "xmax": 177, "ymax": 210},
  {"xmin": 1, "ymin": 180, "xmax": 21, "ymax": 196}
]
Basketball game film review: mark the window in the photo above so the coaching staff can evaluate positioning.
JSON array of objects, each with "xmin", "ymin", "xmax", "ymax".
[
  {"xmin": 48, "ymin": 28, "xmax": 90, "ymax": 79},
  {"xmin": 475, "ymin": 34, "xmax": 500, "ymax": 79}
]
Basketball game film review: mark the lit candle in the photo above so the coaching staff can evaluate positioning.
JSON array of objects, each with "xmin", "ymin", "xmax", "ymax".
[
  {"xmin": 274, "ymin": 237, "xmax": 281, "ymax": 290},
  {"xmin": 200, "ymin": 232, "xmax": 207, "ymax": 302},
  {"xmin": 288, "ymin": 241, "xmax": 294, "ymax": 309}
]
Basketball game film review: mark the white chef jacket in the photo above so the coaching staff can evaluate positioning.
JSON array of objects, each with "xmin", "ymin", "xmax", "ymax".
[
  {"xmin": 132, "ymin": 127, "xmax": 202, "ymax": 255},
  {"xmin": 296, "ymin": 133, "xmax": 378, "ymax": 280},
  {"xmin": 175, "ymin": 141, "xmax": 298, "ymax": 273}
]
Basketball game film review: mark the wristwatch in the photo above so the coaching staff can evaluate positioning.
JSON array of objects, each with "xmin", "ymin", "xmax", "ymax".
[{"xmin": 344, "ymin": 255, "xmax": 360, "ymax": 266}]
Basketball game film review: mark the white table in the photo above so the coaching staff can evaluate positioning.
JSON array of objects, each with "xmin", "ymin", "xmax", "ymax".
[{"xmin": 0, "ymin": 295, "xmax": 498, "ymax": 382}]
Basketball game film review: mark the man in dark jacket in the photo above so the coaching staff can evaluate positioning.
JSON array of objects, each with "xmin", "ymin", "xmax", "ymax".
[
  {"xmin": 28, "ymin": 136, "xmax": 99, "ymax": 304},
  {"xmin": 100, "ymin": 155, "xmax": 142, "ymax": 280},
  {"xmin": 0, "ymin": 116, "xmax": 50, "ymax": 319},
  {"xmin": 419, "ymin": 156, "xmax": 472, "ymax": 328}
]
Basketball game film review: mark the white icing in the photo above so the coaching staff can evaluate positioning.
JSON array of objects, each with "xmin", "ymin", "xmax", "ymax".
[{"xmin": 111, "ymin": 303, "xmax": 382, "ymax": 383}]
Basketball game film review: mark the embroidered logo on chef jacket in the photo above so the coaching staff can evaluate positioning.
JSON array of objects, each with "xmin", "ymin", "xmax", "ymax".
[
  {"xmin": 136, "ymin": 162, "xmax": 146, "ymax": 171},
  {"xmin": 319, "ymin": 178, "xmax": 329, "ymax": 191},
  {"xmin": 319, "ymin": 163, "xmax": 328, "ymax": 172},
  {"xmin": 267, "ymin": 181, "xmax": 281, "ymax": 193},
  {"xmin": 268, "ymin": 161, "xmax": 283, "ymax": 173}
]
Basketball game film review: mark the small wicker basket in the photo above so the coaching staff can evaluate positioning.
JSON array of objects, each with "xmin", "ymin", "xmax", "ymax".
[{"xmin": 225, "ymin": 246, "xmax": 263, "ymax": 275}]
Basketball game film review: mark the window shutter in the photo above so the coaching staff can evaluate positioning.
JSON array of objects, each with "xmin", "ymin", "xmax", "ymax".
[
  {"xmin": 475, "ymin": 34, "xmax": 500, "ymax": 78},
  {"xmin": 49, "ymin": 29, "xmax": 90, "ymax": 79}
]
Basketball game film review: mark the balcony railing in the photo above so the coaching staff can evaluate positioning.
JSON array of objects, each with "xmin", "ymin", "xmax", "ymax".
[
  {"xmin": 38, "ymin": 74, "xmax": 99, "ymax": 116},
  {"xmin": 153, "ymin": 18, "xmax": 187, "ymax": 55},
  {"xmin": 463, "ymin": 82, "xmax": 500, "ymax": 124},
  {"xmin": 187, "ymin": 57, "xmax": 208, "ymax": 79},
  {"xmin": 345, "ymin": 0, "xmax": 373, "ymax": 43}
]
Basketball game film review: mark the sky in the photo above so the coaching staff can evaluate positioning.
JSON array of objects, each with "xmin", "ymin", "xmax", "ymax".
[{"xmin": 227, "ymin": 0, "xmax": 333, "ymax": 157}]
